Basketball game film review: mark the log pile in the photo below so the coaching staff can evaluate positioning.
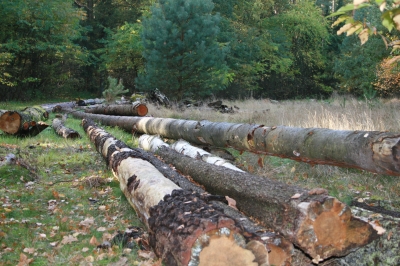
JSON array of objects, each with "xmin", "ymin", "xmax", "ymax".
[
  {"xmin": 53, "ymin": 108, "xmax": 398, "ymax": 265},
  {"xmin": 59, "ymin": 110, "xmax": 400, "ymax": 176},
  {"xmin": 82, "ymin": 119, "xmax": 280, "ymax": 266}
]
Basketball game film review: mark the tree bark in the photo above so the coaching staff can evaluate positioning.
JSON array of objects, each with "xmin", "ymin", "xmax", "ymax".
[
  {"xmin": 59, "ymin": 110, "xmax": 400, "ymax": 176},
  {"xmin": 138, "ymin": 135, "xmax": 244, "ymax": 172},
  {"xmin": 0, "ymin": 106, "xmax": 49, "ymax": 136},
  {"xmin": 134, "ymin": 136, "xmax": 294, "ymax": 265},
  {"xmin": 154, "ymin": 146, "xmax": 381, "ymax": 263},
  {"xmin": 52, "ymin": 116, "xmax": 80, "ymax": 139},
  {"xmin": 84, "ymin": 101, "xmax": 148, "ymax": 116},
  {"xmin": 81, "ymin": 119, "xmax": 270, "ymax": 266}
]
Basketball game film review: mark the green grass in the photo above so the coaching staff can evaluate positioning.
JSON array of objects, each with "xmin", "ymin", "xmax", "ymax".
[{"xmin": 0, "ymin": 105, "xmax": 144, "ymax": 265}]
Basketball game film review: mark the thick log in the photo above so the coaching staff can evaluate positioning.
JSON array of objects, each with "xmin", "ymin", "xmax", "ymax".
[
  {"xmin": 84, "ymin": 101, "xmax": 148, "ymax": 116},
  {"xmin": 133, "ymin": 138, "xmax": 293, "ymax": 265},
  {"xmin": 0, "ymin": 106, "xmax": 49, "ymax": 136},
  {"xmin": 82, "ymin": 119, "xmax": 270, "ymax": 266},
  {"xmin": 154, "ymin": 146, "xmax": 381, "ymax": 263},
  {"xmin": 52, "ymin": 117, "xmax": 80, "ymax": 139},
  {"xmin": 59, "ymin": 110, "xmax": 400, "ymax": 176},
  {"xmin": 138, "ymin": 135, "xmax": 244, "ymax": 172}
]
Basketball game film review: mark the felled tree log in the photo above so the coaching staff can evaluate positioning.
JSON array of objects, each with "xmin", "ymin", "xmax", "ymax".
[
  {"xmin": 154, "ymin": 146, "xmax": 382, "ymax": 263},
  {"xmin": 82, "ymin": 119, "xmax": 270, "ymax": 266},
  {"xmin": 138, "ymin": 135, "xmax": 243, "ymax": 172},
  {"xmin": 0, "ymin": 106, "xmax": 49, "ymax": 136},
  {"xmin": 58, "ymin": 110, "xmax": 400, "ymax": 176},
  {"xmin": 133, "ymin": 136, "xmax": 293, "ymax": 265},
  {"xmin": 84, "ymin": 101, "xmax": 148, "ymax": 116},
  {"xmin": 52, "ymin": 116, "xmax": 80, "ymax": 139}
]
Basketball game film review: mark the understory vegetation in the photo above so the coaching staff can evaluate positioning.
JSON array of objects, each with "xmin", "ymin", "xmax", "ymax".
[{"xmin": 1, "ymin": 96, "xmax": 400, "ymax": 264}]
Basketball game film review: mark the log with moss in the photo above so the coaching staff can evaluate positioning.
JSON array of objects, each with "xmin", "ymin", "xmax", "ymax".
[
  {"xmin": 58, "ymin": 110, "xmax": 400, "ymax": 176},
  {"xmin": 82, "ymin": 118, "xmax": 274, "ymax": 266},
  {"xmin": 84, "ymin": 101, "xmax": 148, "ymax": 117},
  {"xmin": 0, "ymin": 106, "xmax": 49, "ymax": 136}
]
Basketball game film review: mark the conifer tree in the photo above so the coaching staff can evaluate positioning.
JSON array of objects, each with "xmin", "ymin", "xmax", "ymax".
[{"xmin": 137, "ymin": 0, "xmax": 229, "ymax": 99}]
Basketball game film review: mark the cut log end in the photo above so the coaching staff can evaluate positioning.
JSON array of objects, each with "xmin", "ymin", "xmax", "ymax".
[
  {"xmin": 136, "ymin": 104, "xmax": 149, "ymax": 116},
  {"xmin": 0, "ymin": 111, "xmax": 21, "ymax": 134},
  {"xmin": 195, "ymin": 229, "xmax": 259, "ymax": 266},
  {"xmin": 296, "ymin": 197, "xmax": 379, "ymax": 262}
]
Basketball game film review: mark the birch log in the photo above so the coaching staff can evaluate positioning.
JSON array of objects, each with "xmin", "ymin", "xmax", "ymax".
[
  {"xmin": 52, "ymin": 117, "xmax": 80, "ymax": 139},
  {"xmin": 60, "ymin": 110, "xmax": 400, "ymax": 176},
  {"xmin": 138, "ymin": 135, "xmax": 243, "ymax": 172},
  {"xmin": 154, "ymin": 146, "xmax": 382, "ymax": 263},
  {"xmin": 82, "ymin": 119, "xmax": 270, "ymax": 266}
]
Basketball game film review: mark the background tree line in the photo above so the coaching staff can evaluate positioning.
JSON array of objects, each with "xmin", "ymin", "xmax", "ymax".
[{"xmin": 1, "ymin": 0, "xmax": 399, "ymax": 101}]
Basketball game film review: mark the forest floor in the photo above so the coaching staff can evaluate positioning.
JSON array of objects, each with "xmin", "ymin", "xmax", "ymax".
[{"xmin": 1, "ymin": 95, "xmax": 400, "ymax": 265}]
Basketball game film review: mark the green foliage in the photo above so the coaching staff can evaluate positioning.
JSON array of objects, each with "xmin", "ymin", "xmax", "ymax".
[
  {"xmin": 0, "ymin": 0, "xmax": 88, "ymax": 100},
  {"xmin": 102, "ymin": 76, "xmax": 129, "ymax": 103},
  {"xmin": 261, "ymin": 0, "xmax": 332, "ymax": 99},
  {"xmin": 137, "ymin": 0, "xmax": 229, "ymax": 99},
  {"xmin": 100, "ymin": 22, "xmax": 144, "ymax": 91}
]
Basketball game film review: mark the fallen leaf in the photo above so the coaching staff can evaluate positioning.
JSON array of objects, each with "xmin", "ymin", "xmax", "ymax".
[
  {"xmin": 23, "ymin": 248, "xmax": 35, "ymax": 254},
  {"xmin": 50, "ymin": 241, "xmax": 59, "ymax": 247},
  {"xmin": 82, "ymin": 247, "xmax": 90, "ymax": 252},
  {"xmin": 97, "ymin": 227, "xmax": 107, "ymax": 232},
  {"xmin": 90, "ymin": 236, "xmax": 99, "ymax": 246},
  {"xmin": 138, "ymin": 250, "xmax": 156, "ymax": 260},
  {"xmin": 98, "ymin": 205, "xmax": 106, "ymax": 211},
  {"xmin": 61, "ymin": 235, "xmax": 78, "ymax": 245},
  {"xmin": 17, "ymin": 253, "xmax": 33, "ymax": 266},
  {"xmin": 308, "ymin": 188, "xmax": 328, "ymax": 195},
  {"xmin": 79, "ymin": 217, "xmax": 94, "ymax": 227},
  {"xmin": 257, "ymin": 157, "xmax": 264, "ymax": 168},
  {"xmin": 225, "ymin": 196, "xmax": 238, "ymax": 210},
  {"xmin": 291, "ymin": 193, "xmax": 302, "ymax": 199},
  {"xmin": 109, "ymin": 257, "xmax": 129, "ymax": 266},
  {"xmin": 387, "ymin": 231, "xmax": 393, "ymax": 240}
]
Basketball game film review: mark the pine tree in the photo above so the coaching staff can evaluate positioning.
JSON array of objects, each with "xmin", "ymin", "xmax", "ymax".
[{"xmin": 137, "ymin": 0, "xmax": 229, "ymax": 100}]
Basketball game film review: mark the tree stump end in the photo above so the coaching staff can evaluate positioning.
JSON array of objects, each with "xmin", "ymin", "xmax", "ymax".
[{"xmin": 297, "ymin": 197, "xmax": 379, "ymax": 262}]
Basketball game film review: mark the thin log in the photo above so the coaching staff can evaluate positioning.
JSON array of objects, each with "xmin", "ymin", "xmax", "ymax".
[
  {"xmin": 154, "ymin": 146, "xmax": 381, "ymax": 263},
  {"xmin": 82, "ymin": 119, "xmax": 270, "ymax": 266},
  {"xmin": 84, "ymin": 101, "xmax": 148, "ymax": 116},
  {"xmin": 138, "ymin": 135, "xmax": 243, "ymax": 172},
  {"xmin": 52, "ymin": 116, "xmax": 80, "ymax": 139},
  {"xmin": 0, "ymin": 106, "xmax": 48, "ymax": 135},
  {"xmin": 59, "ymin": 110, "xmax": 400, "ymax": 176}
]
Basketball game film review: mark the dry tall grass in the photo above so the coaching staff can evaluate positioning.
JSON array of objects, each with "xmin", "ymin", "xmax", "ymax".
[
  {"xmin": 147, "ymin": 95, "xmax": 400, "ymax": 209},
  {"xmin": 149, "ymin": 94, "xmax": 400, "ymax": 132}
]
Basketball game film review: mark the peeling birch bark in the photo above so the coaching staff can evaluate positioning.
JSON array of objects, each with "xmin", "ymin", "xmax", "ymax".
[
  {"xmin": 138, "ymin": 135, "xmax": 243, "ymax": 172},
  {"xmin": 82, "ymin": 119, "xmax": 270, "ymax": 266}
]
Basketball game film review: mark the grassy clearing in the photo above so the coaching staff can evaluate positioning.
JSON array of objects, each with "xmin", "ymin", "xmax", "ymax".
[
  {"xmin": 1, "ymin": 95, "xmax": 400, "ymax": 264},
  {"xmin": 0, "ymin": 109, "xmax": 144, "ymax": 265}
]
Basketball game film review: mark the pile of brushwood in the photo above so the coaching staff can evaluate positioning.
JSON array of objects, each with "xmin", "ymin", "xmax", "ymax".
[{"xmin": 2, "ymin": 100, "xmax": 400, "ymax": 265}]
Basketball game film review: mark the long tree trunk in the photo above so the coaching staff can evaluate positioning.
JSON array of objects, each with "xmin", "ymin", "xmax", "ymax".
[
  {"xmin": 0, "ymin": 106, "xmax": 49, "ymax": 136},
  {"xmin": 82, "ymin": 119, "xmax": 271, "ymax": 266},
  {"xmin": 84, "ymin": 101, "xmax": 148, "ymax": 116},
  {"xmin": 59, "ymin": 110, "xmax": 400, "ymax": 176},
  {"xmin": 153, "ymin": 145, "xmax": 381, "ymax": 263}
]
